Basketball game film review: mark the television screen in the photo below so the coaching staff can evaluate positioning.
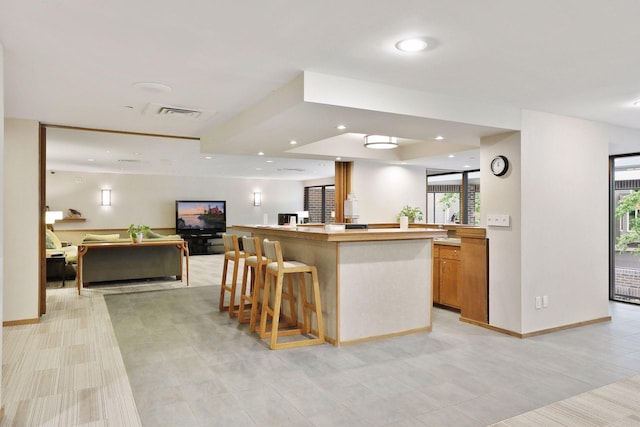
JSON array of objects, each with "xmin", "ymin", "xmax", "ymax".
[{"xmin": 176, "ymin": 200, "xmax": 226, "ymax": 235}]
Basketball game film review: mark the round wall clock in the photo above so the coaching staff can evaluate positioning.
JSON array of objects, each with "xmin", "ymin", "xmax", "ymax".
[{"xmin": 490, "ymin": 155, "xmax": 509, "ymax": 177}]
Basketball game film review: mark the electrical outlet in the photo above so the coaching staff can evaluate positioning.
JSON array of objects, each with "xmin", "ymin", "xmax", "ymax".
[
  {"xmin": 542, "ymin": 295, "xmax": 549, "ymax": 308},
  {"xmin": 535, "ymin": 296, "xmax": 542, "ymax": 309}
]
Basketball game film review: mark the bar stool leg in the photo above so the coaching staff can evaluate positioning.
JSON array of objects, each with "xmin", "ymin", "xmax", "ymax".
[
  {"xmin": 238, "ymin": 261, "xmax": 256, "ymax": 324},
  {"xmin": 218, "ymin": 256, "xmax": 230, "ymax": 312},
  {"xmin": 249, "ymin": 264, "xmax": 263, "ymax": 332},
  {"xmin": 219, "ymin": 255, "xmax": 241, "ymax": 317}
]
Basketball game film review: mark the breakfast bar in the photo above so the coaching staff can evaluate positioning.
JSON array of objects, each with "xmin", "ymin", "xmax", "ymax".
[{"xmin": 233, "ymin": 225, "xmax": 446, "ymax": 346}]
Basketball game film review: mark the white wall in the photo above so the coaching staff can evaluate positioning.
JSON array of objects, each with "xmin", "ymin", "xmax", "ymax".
[
  {"xmin": 351, "ymin": 161, "xmax": 426, "ymax": 223},
  {"xmin": 0, "ymin": 41, "xmax": 5, "ymax": 408},
  {"xmin": 520, "ymin": 110, "xmax": 610, "ymax": 333},
  {"xmin": 481, "ymin": 131, "xmax": 522, "ymax": 332},
  {"xmin": 47, "ymin": 171, "xmax": 304, "ymax": 231},
  {"xmin": 4, "ymin": 119, "xmax": 40, "ymax": 323}
]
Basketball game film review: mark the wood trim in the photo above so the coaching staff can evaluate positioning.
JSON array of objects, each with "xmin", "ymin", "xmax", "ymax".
[
  {"xmin": 3, "ymin": 318, "xmax": 40, "ymax": 327},
  {"xmin": 334, "ymin": 161, "xmax": 351, "ymax": 223},
  {"xmin": 39, "ymin": 124, "xmax": 47, "ymax": 317},
  {"xmin": 456, "ymin": 227, "xmax": 486, "ymax": 239},
  {"xmin": 337, "ymin": 327, "xmax": 432, "ymax": 346},
  {"xmin": 460, "ymin": 316, "xmax": 612, "ymax": 338},
  {"xmin": 520, "ymin": 316, "xmax": 612, "ymax": 338},
  {"xmin": 41, "ymin": 124, "xmax": 199, "ymax": 140},
  {"xmin": 459, "ymin": 236, "xmax": 488, "ymax": 323},
  {"xmin": 335, "ymin": 243, "xmax": 341, "ymax": 345},
  {"xmin": 232, "ymin": 225, "xmax": 446, "ymax": 242},
  {"xmin": 57, "ymin": 218, "xmax": 86, "ymax": 223}
]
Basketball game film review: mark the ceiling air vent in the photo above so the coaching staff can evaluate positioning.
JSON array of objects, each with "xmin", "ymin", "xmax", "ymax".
[
  {"xmin": 117, "ymin": 159, "xmax": 142, "ymax": 163},
  {"xmin": 143, "ymin": 103, "xmax": 213, "ymax": 120},
  {"xmin": 156, "ymin": 106, "xmax": 202, "ymax": 119}
]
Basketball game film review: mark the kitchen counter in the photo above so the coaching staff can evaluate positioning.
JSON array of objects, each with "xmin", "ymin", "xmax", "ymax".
[{"xmin": 233, "ymin": 225, "xmax": 446, "ymax": 345}]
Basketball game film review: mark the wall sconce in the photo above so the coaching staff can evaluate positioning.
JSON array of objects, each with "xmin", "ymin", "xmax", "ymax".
[
  {"xmin": 253, "ymin": 192, "xmax": 262, "ymax": 206},
  {"xmin": 101, "ymin": 189, "xmax": 111, "ymax": 206}
]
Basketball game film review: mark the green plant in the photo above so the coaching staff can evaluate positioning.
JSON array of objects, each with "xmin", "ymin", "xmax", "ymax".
[
  {"xmin": 438, "ymin": 192, "xmax": 459, "ymax": 212},
  {"xmin": 615, "ymin": 190, "xmax": 640, "ymax": 254},
  {"xmin": 127, "ymin": 224, "xmax": 150, "ymax": 237},
  {"xmin": 397, "ymin": 205, "xmax": 423, "ymax": 222}
]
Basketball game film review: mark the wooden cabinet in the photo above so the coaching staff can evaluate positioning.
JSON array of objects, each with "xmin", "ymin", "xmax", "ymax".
[{"xmin": 433, "ymin": 244, "xmax": 461, "ymax": 310}]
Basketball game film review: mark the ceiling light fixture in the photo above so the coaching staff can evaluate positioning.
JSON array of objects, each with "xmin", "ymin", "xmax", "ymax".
[
  {"xmin": 258, "ymin": 152, "xmax": 264, "ymax": 156},
  {"xmin": 434, "ymin": 135, "xmax": 445, "ymax": 141},
  {"xmin": 364, "ymin": 135, "xmax": 398, "ymax": 150},
  {"xmin": 290, "ymin": 140, "xmax": 297, "ymax": 145},
  {"xmin": 337, "ymin": 125, "xmax": 346, "ymax": 130},
  {"xmin": 395, "ymin": 38, "xmax": 428, "ymax": 53}
]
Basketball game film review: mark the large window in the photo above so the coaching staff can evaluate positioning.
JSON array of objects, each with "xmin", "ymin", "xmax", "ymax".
[
  {"xmin": 611, "ymin": 155, "xmax": 640, "ymax": 304},
  {"xmin": 304, "ymin": 185, "xmax": 335, "ymax": 224},
  {"xmin": 427, "ymin": 170, "xmax": 480, "ymax": 225}
]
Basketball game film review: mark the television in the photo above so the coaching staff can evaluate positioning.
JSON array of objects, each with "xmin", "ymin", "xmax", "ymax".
[{"xmin": 176, "ymin": 200, "xmax": 226, "ymax": 236}]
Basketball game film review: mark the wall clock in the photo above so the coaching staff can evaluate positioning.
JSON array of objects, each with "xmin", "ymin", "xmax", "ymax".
[{"xmin": 490, "ymin": 155, "xmax": 509, "ymax": 177}]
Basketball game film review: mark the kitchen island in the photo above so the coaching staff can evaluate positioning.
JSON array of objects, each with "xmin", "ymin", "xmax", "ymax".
[{"xmin": 233, "ymin": 225, "xmax": 446, "ymax": 346}]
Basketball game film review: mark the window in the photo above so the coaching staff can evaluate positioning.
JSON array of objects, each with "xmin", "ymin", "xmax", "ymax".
[
  {"xmin": 304, "ymin": 185, "xmax": 335, "ymax": 224},
  {"xmin": 427, "ymin": 170, "xmax": 480, "ymax": 225}
]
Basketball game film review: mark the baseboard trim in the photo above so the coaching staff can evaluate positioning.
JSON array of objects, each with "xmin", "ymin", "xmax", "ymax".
[
  {"xmin": 520, "ymin": 316, "xmax": 612, "ymax": 338},
  {"xmin": 338, "ymin": 326, "xmax": 432, "ymax": 346},
  {"xmin": 459, "ymin": 316, "xmax": 612, "ymax": 339},
  {"xmin": 3, "ymin": 317, "xmax": 40, "ymax": 327}
]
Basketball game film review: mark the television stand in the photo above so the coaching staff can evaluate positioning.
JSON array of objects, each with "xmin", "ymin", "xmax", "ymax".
[{"xmin": 180, "ymin": 233, "xmax": 223, "ymax": 255}]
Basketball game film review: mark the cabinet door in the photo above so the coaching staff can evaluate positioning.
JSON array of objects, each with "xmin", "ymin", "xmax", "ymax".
[{"xmin": 440, "ymin": 258, "xmax": 460, "ymax": 308}]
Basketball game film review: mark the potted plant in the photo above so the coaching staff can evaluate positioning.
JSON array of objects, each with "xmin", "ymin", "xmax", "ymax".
[
  {"xmin": 127, "ymin": 224, "xmax": 150, "ymax": 243},
  {"xmin": 397, "ymin": 205, "xmax": 424, "ymax": 223}
]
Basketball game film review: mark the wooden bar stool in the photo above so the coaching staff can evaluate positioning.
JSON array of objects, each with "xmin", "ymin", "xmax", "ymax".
[
  {"xmin": 259, "ymin": 239, "xmax": 324, "ymax": 350},
  {"xmin": 219, "ymin": 233, "xmax": 246, "ymax": 317},
  {"xmin": 237, "ymin": 236, "xmax": 267, "ymax": 329}
]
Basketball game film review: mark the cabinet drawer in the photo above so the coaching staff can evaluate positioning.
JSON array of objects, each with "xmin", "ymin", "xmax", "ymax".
[{"xmin": 439, "ymin": 246, "xmax": 461, "ymax": 260}]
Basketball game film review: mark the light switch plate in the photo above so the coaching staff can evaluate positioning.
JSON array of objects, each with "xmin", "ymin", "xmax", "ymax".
[{"xmin": 487, "ymin": 214, "xmax": 510, "ymax": 227}]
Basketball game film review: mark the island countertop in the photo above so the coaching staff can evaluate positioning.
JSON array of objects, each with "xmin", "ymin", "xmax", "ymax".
[
  {"xmin": 233, "ymin": 224, "xmax": 446, "ymax": 346},
  {"xmin": 231, "ymin": 225, "xmax": 447, "ymax": 242}
]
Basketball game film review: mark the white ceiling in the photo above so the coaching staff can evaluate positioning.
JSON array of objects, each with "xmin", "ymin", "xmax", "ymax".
[{"xmin": 3, "ymin": 1, "xmax": 640, "ymax": 180}]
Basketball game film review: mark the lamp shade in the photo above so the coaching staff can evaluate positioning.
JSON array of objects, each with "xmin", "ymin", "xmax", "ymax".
[
  {"xmin": 364, "ymin": 135, "xmax": 398, "ymax": 149},
  {"xmin": 45, "ymin": 211, "xmax": 63, "ymax": 224}
]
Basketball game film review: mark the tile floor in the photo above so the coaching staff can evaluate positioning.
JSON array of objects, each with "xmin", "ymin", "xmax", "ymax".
[{"xmin": 3, "ymin": 254, "xmax": 640, "ymax": 426}]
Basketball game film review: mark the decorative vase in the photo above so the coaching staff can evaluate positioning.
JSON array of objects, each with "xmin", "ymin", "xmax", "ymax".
[
  {"xmin": 133, "ymin": 233, "xmax": 143, "ymax": 243},
  {"xmin": 399, "ymin": 216, "xmax": 409, "ymax": 229}
]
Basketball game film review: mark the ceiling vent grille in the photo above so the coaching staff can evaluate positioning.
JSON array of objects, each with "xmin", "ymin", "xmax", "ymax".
[
  {"xmin": 144, "ymin": 103, "xmax": 214, "ymax": 120},
  {"xmin": 156, "ymin": 106, "xmax": 202, "ymax": 119}
]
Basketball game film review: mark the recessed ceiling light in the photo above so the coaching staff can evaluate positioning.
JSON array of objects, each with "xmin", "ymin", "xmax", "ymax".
[
  {"xmin": 337, "ymin": 125, "xmax": 346, "ymax": 130},
  {"xmin": 395, "ymin": 38, "xmax": 428, "ymax": 53},
  {"xmin": 463, "ymin": 165, "xmax": 471, "ymax": 168},
  {"xmin": 204, "ymin": 156, "xmax": 212, "ymax": 160},
  {"xmin": 336, "ymin": 157, "xmax": 342, "ymax": 161},
  {"xmin": 290, "ymin": 140, "xmax": 297, "ymax": 145},
  {"xmin": 448, "ymin": 154, "xmax": 455, "ymax": 158},
  {"xmin": 266, "ymin": 160, "xmax": 273, "ymax": 163},
  {"xmin": 88, "ymin": 158, "xmax": 95, "ymax": 162},
  {"xmin": 133, "ymin": 82, "xmax": 172, "ymax": 93},
  {"xmin": 258, "ymin": 152, "xmax": 264, "ymax": 156},
  {"xmin": 434, "ymin": 135, "xmax": 445, "ymax": 141}
]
